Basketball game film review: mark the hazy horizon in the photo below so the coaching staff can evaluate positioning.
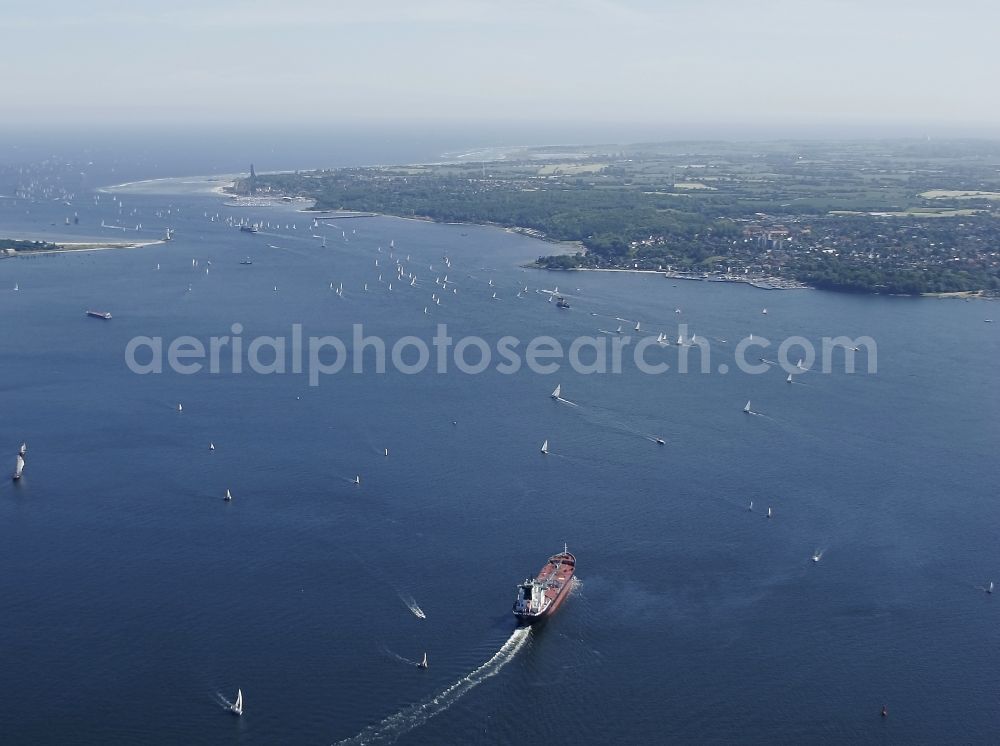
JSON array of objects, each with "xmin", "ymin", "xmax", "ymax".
[{"xmin": 3, "ymin": 0, "xmax": 999, "ymax": 136}]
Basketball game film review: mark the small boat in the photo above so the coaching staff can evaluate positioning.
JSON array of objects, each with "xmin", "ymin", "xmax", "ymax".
[
  {"xmin": 230, "ymin": 689, "xmax": 243, "ymax": 716},
  {"xmin": 240, "ymin": 225, "xmax": 258, "ymax": 234},
  {"xmin": 384, "ymin": 448, "xmax": 389, "ymax": 457},
  {"xmin": 86, "ymin": 310, "xmax": 113, "ymax": 320},
  {"xmin": 634, "ymin": 321, "xmax": 640, "ymax": 332},
  {"xmin": 796, "ymin": 359, "xmax": 806, "ymax": 371},
  {"xmin": 417, "ymin": 653, "xmax": 428, "ymax": 669},
  {"xmin": 556, "ymin": 296, "xmax": 570, "ymax": 309},
  {"xmin": 988, "ymin": 581, "xmax": 994, "ymax": 594},
  {"xmin": 881, "ymin": 705, "xmax": 888, "ymax": 718},
  {"xmin": 13, "ymin": 453, "xmax": 25, "ymax": 481},
  {"xmin": 551, "ymin": 384, "xmax": 561, "ymax": 400},
  {"xmin": 209, "ymin": 443, "xmax": 215, "ymax": 451},
  {"xmin": 767, "ymin": 506, "xmax": 773, "ymax": 518},
  {"xmin": 786, "ymin": 373, "xmax": 793, "ymax": 384},
  {"xmin": 353, "ymin": 475, "xmax": 361, "ymax": 485},
  {"xmin": 762, "ymin": 308, "xmax": 768, "ymax": 314},
  {"xmin": 615, "ymin": 325, "xmax": 622, "ymax": 334},
  {"xmin": 224, "ymin": 489, "xmax": 233, "ymax": 502},
  {"xmin": 240, "ymin": 258, "xmax": 253, "ymax": 265},
  {"xmin": 19, "ymin": 442, "xmax": 27, "ymax": 457},
  {"xmin": 743, "ymin": 401, "xmax": 752, "ymax": 414},
  {"xmin": 655, "ymin": 438, "xmax": 665, "ymax": 445},
  {"xmin": 812, "ymin": 550, "xmax": 821, "ymax": 563},
  {"xmin": 748, "ymin": 501, "xmax": 753, "ymax": 512},
  {"xmin": 540, "ymin": 440, "xmax": 549, "ymax": 455},
  {"xmin": 177, "ymin": 404, "xmax": 183, "ymax": 412}
]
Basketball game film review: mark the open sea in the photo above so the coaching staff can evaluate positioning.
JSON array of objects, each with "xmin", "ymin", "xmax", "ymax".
[{"xmin": 0, "ymin": 142, "xmax": 998, "ymax": 745}]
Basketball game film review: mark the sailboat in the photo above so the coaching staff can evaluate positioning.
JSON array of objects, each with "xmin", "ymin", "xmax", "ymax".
[
  {"xmin": 13, "ymin": 453, "xmax": 25, "ymax": 481},
  {"xmin": 812, "ymin": 550, "xmax": 821, "ymax": 563},
  {"xmin": 634, "ymin": 321, "xmax": 640, "ymax": 332},
  {"xmin": 988, "ymin": 581, "xmax": 994, "ymax": 594},
  {"xmin": 230, "ymin": 689, "xmax": 243, "ymax": 716},
  {"xmin": 748, "ymin": 500, "xmax": 753, "ymax": 511},
  {"xmin": 615, "ymin": 325, "xmax": 622, "ymax": 334},
  {"xmin": 224, "ymin": 489, "xmax": 233, "ymax": 502},
  {"xmin": 762, "ymin": 308, "xmax": 768, "ymax": 314},
  {"xmin": 655, "ymin": 437, "xmax": 665, "ymax": 445},
  {"xmin": 796, "ymin": 359, "xmax": 806, "ymax": 371},
  {"xmin": 19, "ymin": 442, "xmax": 27, "ymax": 457},
  {"xmin": 676, "ymin": 333, "xmax": 684, "ymax": 346},
  {"xmin": 417, "ymin": 652, "xmax": 428, "ymax": 669},
  {"xmin": 767, "ymin": 506, "xmax": 773, "ymax": 518},
  {"xmin": 743, "ymin": 401, "xmax": 752, "ymax": 414},
  {"xmin": 540, "ymin": 440, "xmax": 549, "ymax": 455},
  {"xmin": 551, "ymin": 384, "xmax": 561, "ymax": 400},
  {"xmin": 786, "ymin": 373, "xmax": 793, "ymax": 384},
  {"xmin": 177, "ymin": 403, "xmax": 183, "ymax": 412},
  {"xmin": 13, "ymin": 283, "xmax": 19, "ymax": 291},
  {"xmin": 353, "ymin": 475, "xmax": 361, "ymax": 485},
  {"xmin": 209, "ymin": 443, "xmax": 215, "ymax": 451}
]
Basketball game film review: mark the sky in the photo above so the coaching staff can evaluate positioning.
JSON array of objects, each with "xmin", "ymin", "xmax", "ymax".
[{"xmin": 2, "ymin": 0, "xmax": 998, "ymax": 137}]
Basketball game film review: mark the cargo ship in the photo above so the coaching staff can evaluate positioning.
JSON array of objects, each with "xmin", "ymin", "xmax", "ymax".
[
  {"xmin": 512, "ymin": 545, "xmax": 576, "ymax": 624},
  {"xmin": 86, "ymin": 310, "xmax": 112, "ymax": 320}
]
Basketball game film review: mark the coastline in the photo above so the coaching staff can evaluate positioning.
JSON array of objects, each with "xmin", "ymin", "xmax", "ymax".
[
  {"xmin": 526, "ymin": 265, "xmax": 811, "ymax": 290},
  {"xmin": 2, "ymin": 239, "xmax": 164, "ymax": 258}
]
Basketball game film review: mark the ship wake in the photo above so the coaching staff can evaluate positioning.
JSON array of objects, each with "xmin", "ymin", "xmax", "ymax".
[
  {"xmin": 335, "ymin": 627, "xmax": 532, "ymax": 745},
  {"xmin": 398, "ymin": 593, "xmax": 427, "ymax": 619}
]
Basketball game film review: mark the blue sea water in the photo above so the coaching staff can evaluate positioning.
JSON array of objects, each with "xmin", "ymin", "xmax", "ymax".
[{"xmin": 0, "ymin": 148, "xmax": 998, "ymax": 745}]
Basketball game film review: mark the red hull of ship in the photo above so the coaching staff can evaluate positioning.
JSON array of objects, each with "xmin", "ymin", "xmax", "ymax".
[{"xmin": 513, "ymin": 550, "xmax": 576, "ymax": 625}]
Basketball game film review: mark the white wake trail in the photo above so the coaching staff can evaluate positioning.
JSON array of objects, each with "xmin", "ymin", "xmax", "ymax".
[{"xmin": 335, "ymin": 627, "xmax": 532, "ymax": 745}]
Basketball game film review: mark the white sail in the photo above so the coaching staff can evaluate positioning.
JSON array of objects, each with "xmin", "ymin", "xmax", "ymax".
[
  {"xmin": 540, "ymin": 440, "xmax": 549, "ymax": 454},
  {"xmin": 551, "ymin": 384, "xmax": 561, "ymax": 399},
  {"xmin": 767, "ymin": 506, "xmax": 773, "ymax": 518},
  {"xmin": 209, "ymin": 443, "xmax": 215, "ymax": 451},
  {"xmin": 419, "ymin": 652, "xmax": 428, "ymax": 668},
  {"xmin": 231, "ymin": 688, "xmax": 243, "ymax": 715},
  {"xmin": 676, "ymin": 334, "xmax": 683, "ymax": 345},
  {"xmin": 15, "ymin": 454, "xmax": 25, "ymax": 478},
  {"xmin": 786, "ymin": 373, "xmax": 793, "ymax": 383},
  {"xmin": 634, "ymin": 321, "xmax": 640, "ymax": 332},
  {"xmin": 19, "ymin": 442, "xmax": 27, "ymax": 457},
  {"xmin": 744, "ymin": 400, "xmax": 752, "ymax": 413},
  {"xmin": 224, "ymin": 489, "xmax": 232, "ymax": 501},
  {"xmin": 177, "ymin": 403, "xmax": 183, "ymax": 412}
]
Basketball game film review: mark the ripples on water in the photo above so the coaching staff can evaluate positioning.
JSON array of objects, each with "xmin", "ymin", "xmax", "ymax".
[{"xmin": 0, "ymin": 171, "xmax": 998, "ymax": 744}]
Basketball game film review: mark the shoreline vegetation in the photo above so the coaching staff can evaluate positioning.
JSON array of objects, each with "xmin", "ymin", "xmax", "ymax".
[
  {"xmin": 229, "ymin": 139, "xmax": 1000, "ymax": 297},
  {"xmin": 1, "ymin": 238, "xmax": 163, "ymax": 257}
]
